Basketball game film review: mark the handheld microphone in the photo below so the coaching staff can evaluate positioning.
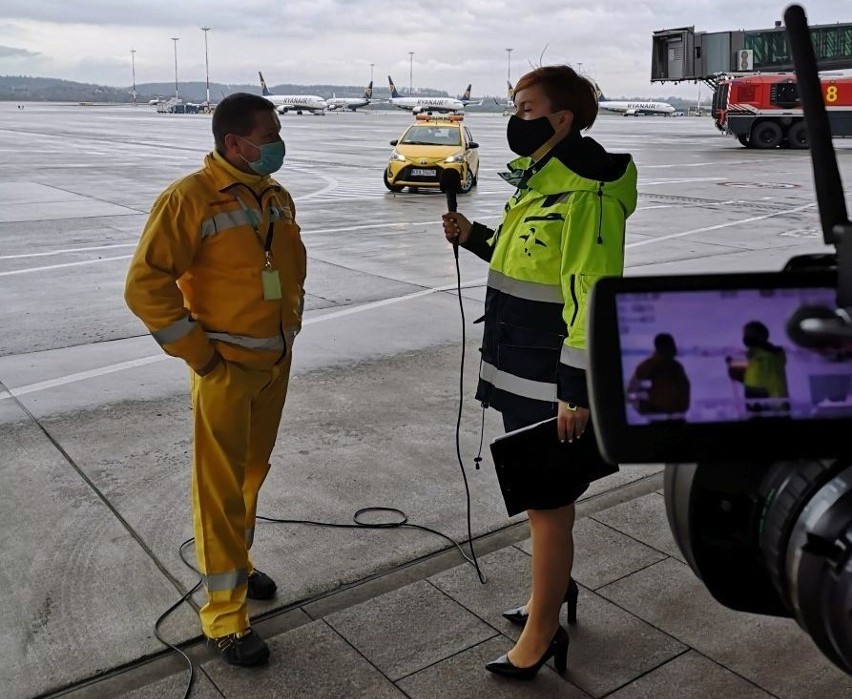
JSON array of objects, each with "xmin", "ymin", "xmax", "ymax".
[{"xmin": 440, "ymin": 169, "xmax": 462, "ymax": 258}]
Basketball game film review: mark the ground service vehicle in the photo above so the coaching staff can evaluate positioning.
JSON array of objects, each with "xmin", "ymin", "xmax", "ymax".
[
  {"xmin": 712, "ymin": 72, "xmax": 852, "ymax": 149},
  {"xmin": 384, "ymin": 114, "xmax": 480, "ymax": 194}
]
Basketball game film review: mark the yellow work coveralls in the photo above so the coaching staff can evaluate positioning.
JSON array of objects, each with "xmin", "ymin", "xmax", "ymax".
[{"xmin": 125, "ymin": 150, "xmax": 306, "ymax": 638}]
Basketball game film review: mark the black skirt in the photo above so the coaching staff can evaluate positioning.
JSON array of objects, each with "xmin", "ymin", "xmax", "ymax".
[{"xmin": 499, "ymin": 408, "xmax": 618, "ymax": 510}]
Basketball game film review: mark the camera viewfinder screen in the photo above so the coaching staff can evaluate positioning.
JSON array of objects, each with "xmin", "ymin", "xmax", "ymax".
[{"xmin": 617, "ymin": 287, "xmax": 852, "ymax": 425}]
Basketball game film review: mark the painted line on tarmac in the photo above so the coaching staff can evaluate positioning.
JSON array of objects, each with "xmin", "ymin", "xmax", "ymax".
[
  {"xmin": 0, "ymin": 204, "xmax": 813, "ymax": 398},
  {"xmin": 299, "ymin": 277, "xmax": 488, "ymax": 324},
  {"xmin": 0, "ymin": 218, "xmax": 502, "ymax": 273},
  {"xmin": 0, "ymin": 197, "xmax": 810, "ymax": 278},
  {"xmin": 641, "ymin": 177, "xmax": 727, "ymax": 186},
  {"xmin": 626, "ymin": 202, "xmax": 815, "ymax": 248},
  {"xmin": 640, "ymin": 159, "xmax": 775, "ymax": 169},
  {"xmin": 308, "ymin": 221, "xmax": 434, "ymax": 234},
  {"xmin": 287, "ymin": 166, "xmax": 340, "ymax": 202},
  {"xmin": 0, "ymin": 277, "xmax": 488, "ymax": 401},
  {"xmin": 634, "ymin": 199, "xmax": 739, "ymax": 212},
  {"xmin": 0, "ymin": 255, "xmax": 133, "ymax": 277},
  {"xmin": 0, "ymin": 243, "xmax": 137, "ymax": 261},
  {"xmin": 0, "ymin": 355, "xmax": 167, "ymax": 400}
]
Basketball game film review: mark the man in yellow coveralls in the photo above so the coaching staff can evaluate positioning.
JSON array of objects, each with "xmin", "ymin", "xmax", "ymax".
[{"xmin": 125, "ymin": 92, "xmax": 306, "ymax": 667}]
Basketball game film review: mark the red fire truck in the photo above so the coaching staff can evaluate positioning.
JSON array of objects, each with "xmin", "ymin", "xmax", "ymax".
[{"xmin": 712, "ymin": 73, "xmax": 852, "ymax": 148}]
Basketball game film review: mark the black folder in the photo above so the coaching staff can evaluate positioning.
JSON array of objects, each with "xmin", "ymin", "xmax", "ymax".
[{"xmin": 489, "ymin": 417, "xmax": 618, "ymax": 517}]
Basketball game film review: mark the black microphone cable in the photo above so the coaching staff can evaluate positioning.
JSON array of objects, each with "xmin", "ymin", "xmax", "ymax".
[
  {"xmin": 153, "ymin": 212, "xmax": 489, "ymax": 699},
  {"xmin": 152, "ymin": 539, "xmax": 201, "ymax": 699},
  {"xmin": 451, "ymin": 228, "xmax": 487, "ymax": 585},
  {"xmin": 158, "ymin": 499, "xmax": 489, "ymax": 699},
  {"xmin": 440, "ymin": 167, "xmax": 487, "ymax": 585},
  {"xmin": 154, "ymin": 394, "xmax": 489, "ymax": 695}
]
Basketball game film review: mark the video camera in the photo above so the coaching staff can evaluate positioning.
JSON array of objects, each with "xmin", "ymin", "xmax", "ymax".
[{"xmin": 586, "ymin": 4, "xmax": 852, "ymax": 675}]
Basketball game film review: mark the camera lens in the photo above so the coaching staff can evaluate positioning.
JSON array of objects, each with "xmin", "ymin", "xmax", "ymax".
[
  {"xmin": 759, "ymin": 459, "xmax": 852, "ymax": 674},
  {"xmin": 665, "ymin": 459, "xmax": 852, "ymax": 675}
]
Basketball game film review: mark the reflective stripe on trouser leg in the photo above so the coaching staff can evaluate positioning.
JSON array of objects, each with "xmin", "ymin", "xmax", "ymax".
[
  {"xmin": 190, "ymin": 361, "xmax": 255, "ymax": 638},
  {"xmin": 244, "ymin": 355, "xmax": 291, "ymax": 574}
]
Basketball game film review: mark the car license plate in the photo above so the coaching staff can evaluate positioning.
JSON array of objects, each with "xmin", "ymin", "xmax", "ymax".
[{"xmin": 411, "ymin": 168, "xmax": 436, "ymax": 177}]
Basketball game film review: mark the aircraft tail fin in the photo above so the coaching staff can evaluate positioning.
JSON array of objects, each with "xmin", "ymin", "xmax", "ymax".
[
  {"xmin": 365, "ymin": 81, "xmax": 373, "ymax": 99},
  {"xmin": 258, "ymin": 71, "xmax": 271, "ymax": 96},
  {"xmin": 462, "ymin": 84, "xmax": 472, "ymax": 101},
  {"xmin": 498, "ymin": 81, "xmax": 515, "ymax": 109},
  {"xmin": 388, "ymin": 76, "xmax": 401, "ymax": 99}
]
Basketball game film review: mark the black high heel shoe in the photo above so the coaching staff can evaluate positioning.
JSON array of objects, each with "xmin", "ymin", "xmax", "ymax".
[
  {"xmin": 485, "ymin": 625, "xmax": 569, "ymax": 680},
  {"xmin": 502, "ymin": 578, "xmax": 578, "ymax": 626}
]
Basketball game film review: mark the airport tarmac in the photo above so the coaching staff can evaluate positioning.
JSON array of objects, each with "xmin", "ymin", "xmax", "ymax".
[{"xmin": 1, "ymin": 103, "xmax": 851, "ymax": 699}]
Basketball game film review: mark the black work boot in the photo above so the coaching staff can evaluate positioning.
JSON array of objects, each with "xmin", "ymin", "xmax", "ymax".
[
  {"xmin": 247, "ymin": 569, "xmax": 278, "ymax": 600},
  {"xmin": 209, "ymin": 628, "xmax": 270, "ymax": 667}
]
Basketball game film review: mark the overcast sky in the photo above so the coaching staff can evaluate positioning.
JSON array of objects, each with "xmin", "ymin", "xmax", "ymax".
[{"xmin": 0, "ymin": 1, "xmax": 844, "ymax": 98}]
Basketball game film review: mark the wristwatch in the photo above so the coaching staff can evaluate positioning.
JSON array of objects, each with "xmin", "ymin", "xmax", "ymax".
[{"xmin": 564, "ymin": 402, "xmax": 579, "ymax": 411}]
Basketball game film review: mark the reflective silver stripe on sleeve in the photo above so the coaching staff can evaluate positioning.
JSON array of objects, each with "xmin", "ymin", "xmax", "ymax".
[
  {"xmin": 203, "ymin": 568, "xmax": 248, "ymax": 592},
  {"xmin": 152, "ymin": 315, "xmax": 196, "ymax": 345},
  {"xmin": 480, "ymin": 361, "xmax": 557, "ymax": 402},
  {"xmin": 560, "ymin": 345, "xmax": 586, "ymax": 370},
  {"xmin": 207, "ymin": 332, "xmax": 284, "ymax": 352},
  {"xmin": 200, "ymin": 209, "xmax": 259, "ymax": 238},
  {"xmin": 487, "ymin": 269, "xmax": 563, "ymax": 304}
]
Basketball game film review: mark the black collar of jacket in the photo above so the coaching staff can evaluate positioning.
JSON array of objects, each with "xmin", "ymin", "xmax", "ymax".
[
  {"xmin": 504, "ymin": 129, "xmax": 583, "ymax": 191},
  {"xmin": 535, "ymin": 127, "xmax": 582, "ymax": 173}
]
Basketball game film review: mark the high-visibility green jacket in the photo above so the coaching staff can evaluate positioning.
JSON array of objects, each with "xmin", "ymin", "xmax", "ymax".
[
  {"xmin": 462, "ymin": 135, "xmax": 637, "ymax": 420},
  {"xmin": 125, "ymin": 150, "xmax": 306, "ymax": 372},
  {"xmin": 744, "ymin": 345, "xmax": 789, "ymax": 398}
]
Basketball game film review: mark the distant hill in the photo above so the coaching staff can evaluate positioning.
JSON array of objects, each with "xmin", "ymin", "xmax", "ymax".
[
  {"xmin": 0, "ymin": 76, "xmax": 140, "ymax": 103},
  {"xmin": 0, "ymin": 76, "xmax": 701, "ymax": 114},
  {"xmin": 0, "ymin": 75, "xmax": 455, "ymax": 104}
]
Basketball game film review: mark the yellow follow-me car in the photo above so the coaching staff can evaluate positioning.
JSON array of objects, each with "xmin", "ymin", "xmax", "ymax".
[{"xmin": 384, "ymin": 114, "xmax": 480, "ymax": 193}]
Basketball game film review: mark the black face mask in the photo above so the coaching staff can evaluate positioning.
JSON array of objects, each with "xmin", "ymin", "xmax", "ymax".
[{"xmin": 507, "ymin": 114, "xmax": 555, "ymax": 157}]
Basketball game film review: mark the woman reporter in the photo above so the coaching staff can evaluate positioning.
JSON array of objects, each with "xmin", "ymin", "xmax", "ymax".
[{"xmin": 442, "ymin": 65, "xmax": 637, "ymax": 680}]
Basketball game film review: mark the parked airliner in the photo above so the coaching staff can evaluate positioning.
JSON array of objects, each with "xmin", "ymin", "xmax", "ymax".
[
  {"xmin": 494, "ymin": 80, "xmax": 514, "ymax": 113},
  {"xmin": 386, "ymin": 76, "xmax": 465, "ymax": 114},
  {"xmin": 326, "ymin": 81, "xmax": 377, "ymax": 111},
  {"xmin": 258, "ymin": 71, "xmax": 327, "ymax": 115},
  {"xmin": 597, "ymin": 92, "xmax": 675, "ymax": 116},
  {"xmin": 457, "ymin": 85, "xmax": 484, "ymax": 107}
]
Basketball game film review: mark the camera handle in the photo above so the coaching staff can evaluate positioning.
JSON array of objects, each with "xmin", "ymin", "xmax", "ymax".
[{"xmin": 784, "ymin": 4, "xmax": 852, "ymax": 348}]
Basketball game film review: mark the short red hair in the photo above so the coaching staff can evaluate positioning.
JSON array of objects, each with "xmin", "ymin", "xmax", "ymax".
[{"xmin": 514, "ymin": 65, "xmax": 598, "ymax": 131}]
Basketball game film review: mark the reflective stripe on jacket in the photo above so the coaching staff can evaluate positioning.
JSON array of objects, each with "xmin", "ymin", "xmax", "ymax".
[
  {"xmin": 125, "ymin": 151, "xmax": 307, "ymax": 371},
  {"xmin": 476, "ymin": 150, "xmax": 638, "ymax": 417}
]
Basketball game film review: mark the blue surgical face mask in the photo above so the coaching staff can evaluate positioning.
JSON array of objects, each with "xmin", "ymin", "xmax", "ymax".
[{"xmin": 238, "ymin": 137, "xmax": 285, "ymax": 175}]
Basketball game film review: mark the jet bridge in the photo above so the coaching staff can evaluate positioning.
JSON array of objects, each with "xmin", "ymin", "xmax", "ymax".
[{"xmin": 652, "ymin": 20, "xmax": 852, "ymax": 89}]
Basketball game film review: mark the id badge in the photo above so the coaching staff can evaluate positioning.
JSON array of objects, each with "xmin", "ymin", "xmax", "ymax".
[{"xmin": 261, "ymin": 269, "xmax": 282, "ymax": 300}]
